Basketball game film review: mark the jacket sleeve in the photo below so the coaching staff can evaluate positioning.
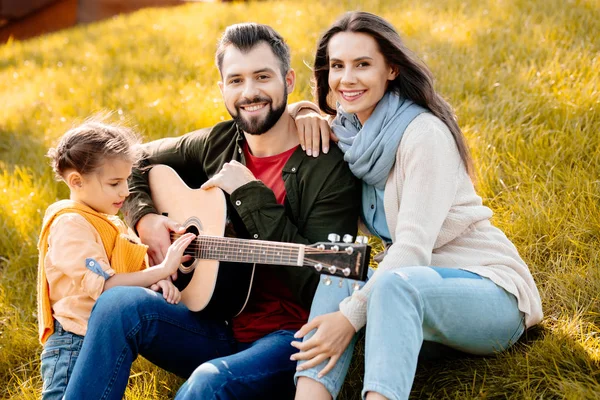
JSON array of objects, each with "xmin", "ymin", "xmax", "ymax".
[
  {"xmin": 123, "ymin": 131, "xmax": 206, "ymax": 230},
  {"xmin": 46, "ymin": 214, "xmax": 115, "ymax": 301}
]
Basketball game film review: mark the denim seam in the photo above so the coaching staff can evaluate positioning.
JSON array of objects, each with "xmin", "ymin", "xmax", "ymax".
[
  {"xmin": 295, "ymin": 369, "xmax": 342, "ymax": 399},
  {"xmin": 362, "ymin": 381, "xmax": 400, "ymax": 400},
  {"xmin": 141, "ymin": 313, "xmax": 230, "ymax": 340}
]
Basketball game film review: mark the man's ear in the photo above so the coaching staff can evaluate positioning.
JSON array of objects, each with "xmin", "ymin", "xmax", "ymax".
[
  {"xmin": 66, "ymin": 171, "xmax": 83, "ymax": 190},
  {"xmin": 285, "ymin": 69, "xmax": 296, "ymax": 93},
  {"xmin": 217, "ymin": 80, "xmax": 224, "ymax": 95}
]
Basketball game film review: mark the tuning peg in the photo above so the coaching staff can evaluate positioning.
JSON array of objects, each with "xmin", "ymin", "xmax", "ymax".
[
  {"xmin": 342, "ymin": 267, "xmax": 351, "ymax": 277},
  {"xmin": 314, "ymin": 263, "xmax": 323, "ymax": 272},
  {"xmin": 355, "ymin": 235, "xmax": 368, "ymax": 244},
  {"xmin": 328, "ymin": 233, "xmax": 341, "ymax": 243},
  {"xmin": 328, "ymin": 265, "xmax": 337, "ymax": 274},
  {"xmin": 342, "ymin": 234, "xmax": 353, "ymax": 243}
]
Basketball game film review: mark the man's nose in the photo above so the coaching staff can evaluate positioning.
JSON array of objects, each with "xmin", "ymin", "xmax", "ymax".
[{"xmin": 242, "ymin": 81, "xmax": 260, "ymax": 99}]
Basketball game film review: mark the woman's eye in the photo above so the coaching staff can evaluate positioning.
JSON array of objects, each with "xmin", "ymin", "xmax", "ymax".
[{"xmin": 330, "ymin": 63, "xmax": 343, "ymax": 69}]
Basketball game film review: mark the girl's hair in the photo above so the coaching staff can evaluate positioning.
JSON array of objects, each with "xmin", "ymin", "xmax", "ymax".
[
  {"xmin": 313, "ymin": 11, "xmax": 473, "ymax": 176},
  {"xmin": 47, "ymin": 115, "xmax": 141, "ymax": 180}
]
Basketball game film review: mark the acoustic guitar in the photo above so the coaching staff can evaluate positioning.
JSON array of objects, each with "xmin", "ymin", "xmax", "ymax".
[{"xmin": 148, "ymin": 164, "xmax": 370, "ymax": 318}]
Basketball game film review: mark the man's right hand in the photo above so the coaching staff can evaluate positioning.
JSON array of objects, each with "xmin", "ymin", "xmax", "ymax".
[{"xmin": 137, "ymin": 213, "xmax": 186, "ymax": 266}]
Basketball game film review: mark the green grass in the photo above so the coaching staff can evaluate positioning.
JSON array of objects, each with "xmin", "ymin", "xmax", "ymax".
[{"xmin": 1, "ymin": 0, "xmax": 599, "ymax": 398}]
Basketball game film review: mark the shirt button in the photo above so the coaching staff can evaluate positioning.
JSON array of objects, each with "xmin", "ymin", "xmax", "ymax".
[
  {"xmin": 235, "ymin": 200, "xmax": 241, "ymax": 206},
  {"xmin": 291, "ymin": 167, "xmax": 296, "ymax": 172},
  {"xmin": 88, "ymin": 261, "xmax": 95, "ymax": 266},
  {"xmin": 253, "ymin": 234, "xmax": 259, "ymax": 239},
  {"xmin": 370, "ymin": 204, "xmax": 375, "ymax": 209},
  {"xmin": 238, "ymin": 148, "xmax": 242, "ymax": 154}
]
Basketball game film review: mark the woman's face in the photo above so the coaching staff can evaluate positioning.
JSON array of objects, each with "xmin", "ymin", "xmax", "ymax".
[{"xmin": 327, "ymin": 31, "xmax": 397, "ymax": 124}]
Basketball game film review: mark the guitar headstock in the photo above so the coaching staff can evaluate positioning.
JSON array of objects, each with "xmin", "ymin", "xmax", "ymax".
[{"xmin": 305, "ymin": 234, "xmax": 370, "ymax": 281}]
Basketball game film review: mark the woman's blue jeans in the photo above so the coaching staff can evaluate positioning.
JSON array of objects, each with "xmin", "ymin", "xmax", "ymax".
[
  {"xmin": 295, "ymin": 267, "xmax": 525, "ymax": 400},
  {"xmin": 63, "ymin": 286, "xmax": 299, "ymax": 400}
]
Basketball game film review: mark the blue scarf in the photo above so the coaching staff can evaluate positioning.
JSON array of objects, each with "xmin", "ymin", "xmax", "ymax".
[{"xmin": 332, "ymin": 92, "xmax": 427, "ymax": 189}]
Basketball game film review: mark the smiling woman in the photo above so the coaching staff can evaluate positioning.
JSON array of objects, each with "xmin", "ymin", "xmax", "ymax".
[{"xmin": 292, "ymin": 11, "xmax": 543, "ymax": 400}]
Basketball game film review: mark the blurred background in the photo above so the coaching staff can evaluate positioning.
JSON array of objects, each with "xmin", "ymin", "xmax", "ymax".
[{"xmin": 1, "ymin": 0, "xmax": 192, "ymax": 42}]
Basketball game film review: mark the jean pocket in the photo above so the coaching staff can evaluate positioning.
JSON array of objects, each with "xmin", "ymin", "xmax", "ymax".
[
  {"xmin": 45, "ymin": 335, "xmax": 73, "ymax": 348},
  {"xmin": 40, "ymin": 348, "xmax": 60, "ymax": 390}
]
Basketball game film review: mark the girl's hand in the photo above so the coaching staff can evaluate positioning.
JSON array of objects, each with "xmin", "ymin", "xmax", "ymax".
[
  {"xmin": 295, "ymin": 110, "xmax": 334, "ymax": 158},
  {"xmin": 160, "ymin": 232, "xmax": 196, "ymax": 277},
  {"xmin": 150, "ymin": 279, "xmax": 181, "ymax": 304},
  {"xmin": 290, "ymin": 311, "xmax": 355, "ymax": 378}
]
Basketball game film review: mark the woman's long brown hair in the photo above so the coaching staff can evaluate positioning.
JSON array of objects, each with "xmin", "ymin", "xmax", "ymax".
[{"xmin": 314, "ymin": 11, "xmax": 473, "ymax": 176}]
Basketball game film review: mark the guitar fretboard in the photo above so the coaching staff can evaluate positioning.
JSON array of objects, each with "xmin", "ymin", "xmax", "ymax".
[{"xmin": 186, "ymin": 235, "xmax": 305, "ymax": 266}]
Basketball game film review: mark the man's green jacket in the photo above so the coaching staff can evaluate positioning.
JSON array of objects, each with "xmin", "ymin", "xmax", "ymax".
[{"xmin": 123, "ymin": 120, "xmax": 361, "ymax": 310}]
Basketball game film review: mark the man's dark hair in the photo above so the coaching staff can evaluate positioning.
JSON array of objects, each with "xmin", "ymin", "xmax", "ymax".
[{"xmin": 215, "ymin": 23, "xmax": 291, "ymax": 78}]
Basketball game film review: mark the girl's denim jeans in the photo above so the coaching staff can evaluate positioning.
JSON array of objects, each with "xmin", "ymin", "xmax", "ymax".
[
  {"xmin": 295, "ymin": 267, "xmax": 525, "ymax": 400},
  {"xmin": 41, "ymin": 320, "xmax": 84, "ymax": 400}
]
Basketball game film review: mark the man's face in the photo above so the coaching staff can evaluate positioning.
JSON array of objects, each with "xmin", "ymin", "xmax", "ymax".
[{"xmin": 218, "ymin": 42, "xmax": 294, "ymax": 135}]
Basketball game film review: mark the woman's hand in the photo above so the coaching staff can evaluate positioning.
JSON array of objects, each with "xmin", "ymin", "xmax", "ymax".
[
  {"xmin": 290, "ymin": 311, "xmax": 356, "ymax": 378},
  {"xmin": 294, "ymin": 110, "xmax": 336, "ymax": 158},
  {"xmin": 150, "ymin": 279, "xmax": 181, "ymax": 304}
]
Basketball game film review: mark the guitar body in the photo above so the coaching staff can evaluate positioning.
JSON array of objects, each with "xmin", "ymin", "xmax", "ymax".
[{"xmin": 148, "ymin": 164, "xmax": 254, "ymax": 318}]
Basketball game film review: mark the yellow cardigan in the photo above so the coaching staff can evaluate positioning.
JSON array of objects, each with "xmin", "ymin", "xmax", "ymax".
[{"xmin": 37, "ymin": 200, "xmax": 148, "ymax": 344}]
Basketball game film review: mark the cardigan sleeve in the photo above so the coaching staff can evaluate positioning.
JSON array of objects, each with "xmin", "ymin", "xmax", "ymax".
[{"xmin": 339, "ymin": 115, "xmax": 463, "ymax": 331}]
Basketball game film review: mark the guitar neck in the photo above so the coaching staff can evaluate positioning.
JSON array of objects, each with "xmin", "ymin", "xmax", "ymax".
[{"xmin": 191, "ymin": 235, "xmax": 305, "ymax": 266}]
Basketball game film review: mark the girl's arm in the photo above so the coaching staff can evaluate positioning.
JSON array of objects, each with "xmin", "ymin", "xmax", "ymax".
[{"xmin": 103, "ymin": 232, "xmax": 195, "ymax": 291}]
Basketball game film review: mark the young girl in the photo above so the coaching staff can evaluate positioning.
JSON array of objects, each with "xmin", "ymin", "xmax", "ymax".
[
  {"xmin": 292, "ymin": 12, "xmax": 543, "ymax": 400},
  {"xmin": 37, "ymin": 118, "xmax": 195, "ymax": 400}
]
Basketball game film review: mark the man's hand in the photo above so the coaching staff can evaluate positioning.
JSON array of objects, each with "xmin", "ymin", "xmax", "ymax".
[
  {"xmin": 295, "ymin": 109, "xmax": 333, "ymax": 158},
  {"xmin": 137, "ymin": 213, "xmax": 186, "ymax": 267},
  {"xmin": 290, "ymin": 311, "xmax": 356, "ymax": 378},
  {"xmin": 150, "ymin": 279, "xmax": 182, "ymax": 304},
  {"xmin": 201, "ymin": 160, "xmax": 257, "ymax": 194}
]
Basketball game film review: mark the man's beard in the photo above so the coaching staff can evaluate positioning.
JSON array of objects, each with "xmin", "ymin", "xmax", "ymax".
[{"xmin": 229, "ymin": 89, "xmax": 288, "ymax": 135}]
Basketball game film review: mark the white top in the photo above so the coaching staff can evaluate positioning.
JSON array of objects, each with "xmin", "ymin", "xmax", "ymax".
[{"xmin": 339, "ymin": 113, "xmax": 543, "ymax": 331}]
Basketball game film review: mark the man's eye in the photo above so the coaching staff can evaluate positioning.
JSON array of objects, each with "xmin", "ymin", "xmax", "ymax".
[
  {"xmin": 229, "ymin": 79, "xmax": 241, "ymax": 84},
  {"xmin": 110, "ymin": 183, "xmax": 119, "ymax": 187},
  {"xmin": 257, "ymin": 75, "xmax": 269, "ymax": 80}
]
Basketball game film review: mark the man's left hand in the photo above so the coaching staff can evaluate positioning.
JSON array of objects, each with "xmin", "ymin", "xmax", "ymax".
[{"xmin": 201, "ymin": 160, "xmax": 258, "ymax": 194}]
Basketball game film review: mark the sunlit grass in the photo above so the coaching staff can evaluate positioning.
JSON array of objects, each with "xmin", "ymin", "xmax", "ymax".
[{"xmin": 1, "ymin": 0, "xmax": 599, "ymax": 398}]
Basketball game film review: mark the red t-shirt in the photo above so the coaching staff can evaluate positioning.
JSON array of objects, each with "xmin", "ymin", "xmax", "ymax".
[{"xmin": 232, "ymin": 143, "xmax": 309, "ymax": 342}]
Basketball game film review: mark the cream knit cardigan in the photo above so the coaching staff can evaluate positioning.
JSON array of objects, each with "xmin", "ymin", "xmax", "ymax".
[{"xmin": 339, "ymin": 113, "xmax": 543, "ymax": 331}]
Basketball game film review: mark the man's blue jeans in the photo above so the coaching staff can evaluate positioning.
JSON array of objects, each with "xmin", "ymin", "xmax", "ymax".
[
  {"xmin": 295, "ymin": 267, "xmax": 525, "ymax": 400},
  {"xmin": 64, "ymin": 286, "xmax": 298, "ymax": 400}
]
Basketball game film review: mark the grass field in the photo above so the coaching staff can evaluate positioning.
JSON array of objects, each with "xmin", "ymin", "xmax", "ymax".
[{"xmin": 1, "ymin": 0, "xmax": 599, "ymax": 398}]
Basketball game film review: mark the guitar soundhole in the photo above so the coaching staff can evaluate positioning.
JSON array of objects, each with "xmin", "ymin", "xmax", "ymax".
[{"xmin": 182, "ymin": 224, "xmax": 200, "ymax": 269}]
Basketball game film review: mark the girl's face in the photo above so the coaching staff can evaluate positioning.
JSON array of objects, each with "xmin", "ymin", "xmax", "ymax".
[
  {"xmin": 70, "ymin": 158, "xmax": 132, "ymax": 215},
  {"xmin": 327, "ymin": 31, "xmax": 397, "ymax": 124}
]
